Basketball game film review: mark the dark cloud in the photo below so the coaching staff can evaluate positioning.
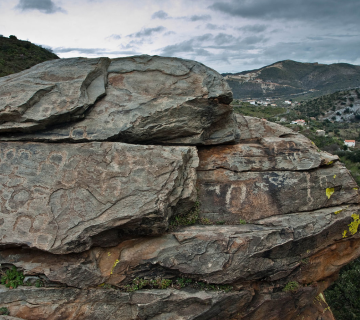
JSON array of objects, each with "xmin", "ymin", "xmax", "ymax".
[
  {"xmin": 209, "ymin": 0, "xmax": 360, "ymax": 23},
  {"xmin": 128, "ymin": 26, "xmax": 166, "ymax": 38},
  {"xmin": 237, "ymin": 24, "xmax": 267, "ymax": 33},
  {"xmin": 188, "ymin": 14, "xmax": 211, "ymax": 21},
  {"xmin": 151, "ymin": 10, "xmax": 169, "ymax": 19},
  {"xmin": 16, "ymin": 0, "xmax": 66, "ymax": 14}
]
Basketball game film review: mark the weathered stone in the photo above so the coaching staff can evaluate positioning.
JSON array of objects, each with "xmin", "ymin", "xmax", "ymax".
[
  {"xmin": 2, "ymin": 205, "xmax": 359, "ymax": 288},
  {"xmin": 198, "ymin": 161, "xmax": 359, "ymax": 222},
  {"xmin": 235, "ymin": 114, "xmax": 294, "ymax": 141},
  {"xmin": 0, "ymin": 58, "xmax": 110, "ymax": 133},
  {"xmin": 0, "ymin": 287, "xmax": 252, "ymax": 320},
  {"xmin": 198, "ymin": 135, "xmax": 337, "ymax": 172},
  {"xmin": 0, "ymin": 55, "xmax": 238, "ymax": 145},
  {"xmin": 0, "ymin": 141, "xmax": 198, "ymax": 254}
]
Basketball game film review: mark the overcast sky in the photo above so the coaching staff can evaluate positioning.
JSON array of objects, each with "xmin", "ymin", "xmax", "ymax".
[{"xmin": 1, "ymin": 0, "xmax": 360, "ymax": 73}]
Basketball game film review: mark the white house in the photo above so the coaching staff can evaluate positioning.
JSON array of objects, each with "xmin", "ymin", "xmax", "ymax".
[
  {"xmin": 290, "ymin": 119, "xmax": 306, "ymax": 126},
  {"xmin": 316, "ymin": 130, "xmax": 325, "ymax": 136},
  {"xmin": 344, "ymin": 140, "xmax": 356, "ymax": 147},
  {"xmin": 249, "ymin": 100, "xmax": 256, "ymax": 105},
  {"xmin": 284, "ymin": 100, "xmax": 292, "ymax": 105}
]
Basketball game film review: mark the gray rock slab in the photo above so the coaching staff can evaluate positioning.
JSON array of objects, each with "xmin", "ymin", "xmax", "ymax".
[
  {"xmin": 2, "ymin": 205, "xmax": 359, "ymax": 287},
  {"xmin": 0, "ymin": 55, "xmax": 238, "ymax": 145},
  {"xmin": 0, "ymin": 287, "xmax": 251, "ymax": 320},
  {"xmin": 0, "ymin": 141, "xmax": 198, "ymax": 254},
  {"xmin": 0, "ymin": 57, "xmax": 110, "ymax": 133}
]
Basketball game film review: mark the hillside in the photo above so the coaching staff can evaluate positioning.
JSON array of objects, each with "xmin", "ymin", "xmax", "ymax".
[
  {"xmin": 0, "ymin": 35, "xmax": 59, "ymax": 77},
  {"xmin": 225, "ymin": 60, "xmax": 360, "ymax": 100}
]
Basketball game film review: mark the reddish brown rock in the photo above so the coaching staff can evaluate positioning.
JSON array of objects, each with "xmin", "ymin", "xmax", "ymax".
[{"xmin": 2, "ymin": 205, "xmax": 359, "ymax": 289}]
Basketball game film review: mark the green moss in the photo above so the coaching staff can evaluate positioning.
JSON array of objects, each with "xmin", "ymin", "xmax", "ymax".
[
  {"xmin": 0, "ymin": 307, "xmax": 9, "ymax": 315},
  {"xmin": 283, "ymin": 281, "xmax": 300, "ymax": 292}
]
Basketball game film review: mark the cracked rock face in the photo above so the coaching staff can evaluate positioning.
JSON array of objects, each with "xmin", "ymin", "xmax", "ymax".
[
  {"xmin": 0, "ymin": 58, "xmax": 110, "ymax": 133},
  {"xmin": 0, "ymin": 55, "xmax": 238, "ymax": 145},
  {"xmin": 0, "ymin": 141, "xmax": 198, "ymax": 253}
]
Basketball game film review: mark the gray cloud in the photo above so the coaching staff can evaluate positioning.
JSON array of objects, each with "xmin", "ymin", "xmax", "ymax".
[
  {"xmin": 151, "ymin": 10, "xmax": 169, "ymax": 19},
  {"xmin": 209, "ymin": 0, "xmax": 360, "ymax": 24},
  {"xmin": 128, "ymin": 26, "xmax": 166, "ymax": 38},
  {"xmin": 151, "ymin": 11, "xmax": 211, "ymax": 22},
  {"xmin": 160, "ymin": 34, "xmax": 213, "ymax": 56},
  {"xmin": 206, "ymin": 23, "xmax": 227, "ymax": 30},
  {"xmin": 16, "ymin": 0, "xmax": 66, "ymax": 14},
  {"xmin": 53, "ymin": 47, "xmax": 138, "ymax": 55},
  {"xmin": 106, "ymin": 34, "xmax": 121, "ymax": 40},
  {"xmin": 237, "ymin": 24, "xmax": 267, "ymax": 33},
  {"xmin": 188, "ymin": 14, "xmax": 211, "ymax": 21}
]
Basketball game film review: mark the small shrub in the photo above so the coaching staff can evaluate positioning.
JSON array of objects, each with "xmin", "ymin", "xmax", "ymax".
[
  {"xmin": 170, "ymin": 200, "xmax": 200, "ymax": 228},
  {"xmin": 283, "ymin": 281, "xmax": 300, "ymax": 292},
  {"xmin": 239, "ymin": 219, "xmax": 247, "ymax": 225},
  {"xmin": 1, "ymin": 266, "xmax": 25, "ymax": 289},
  {"xmin": 0, "ymin": 307, "xmax": 10, "ymax": 315}
]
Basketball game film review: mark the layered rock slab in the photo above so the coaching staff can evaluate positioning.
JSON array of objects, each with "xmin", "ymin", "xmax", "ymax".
[
  {"xmin": 2, "ymin": 205, "xmax": 359, "ymax": 288},
  {"xmin": 0, "ymin": 141, "xmax": 198, "ymax": 254},
  {"xmin": 0, "ymin": 58, "xmax": 110, "ymax": 133},
  {"xmin": 0, "ymin": 287, "xmax": 252, "ymax": 320},
  {"xmin": 0, "ymin": 55, "xmax": 238, "ymax": 145},
  {"xmin": 197, "ymin": 116, "xmax": 359, "ymax": 222}
]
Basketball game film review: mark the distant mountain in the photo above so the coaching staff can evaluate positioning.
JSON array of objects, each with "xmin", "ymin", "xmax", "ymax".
[
  {"xmin": 0, "ymin": 35, "xmax": 59, "ymax": 77},
  {"xmin": 224, "ymin": 60, "xmax": 360, "ymax": 100}
]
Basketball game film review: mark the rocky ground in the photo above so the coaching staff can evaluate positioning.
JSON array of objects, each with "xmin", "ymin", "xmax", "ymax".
[{"xmin": 0, "ymin": 55, "xmax": 359, "ymax": 319}]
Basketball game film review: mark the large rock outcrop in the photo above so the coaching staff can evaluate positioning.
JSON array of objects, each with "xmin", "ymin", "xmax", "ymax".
[{"xmin": 0, "ymin": 57, "xmax": 359, "ymax": 320}]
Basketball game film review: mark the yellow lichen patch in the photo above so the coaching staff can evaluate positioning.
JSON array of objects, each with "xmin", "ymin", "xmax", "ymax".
[
  {"xmin": 107, "ymin": 252, "xmax": 111, "ymax": 256},
  {"xmin": 327, "ymin": 161, "xmax": 334, "ymax": 165},
  {"xmin": 348, "ymin": 213, "xmax": 360, "ymax": 235},
  {"xmin": 110, "ymin": 259, "xmax": 120, "ymax": 275},
  {"xmin": 342, "ymin": 230, "xmax": 347, "ymax": 238},
  {"xmin": 333, "ymin": 175, "xmax": 336, "ymax": 179},
  {"xmin": 311, "ymin": 141, "xmax": 315, "ymax": 145},
  {"xmin": 353, "ymin": 188, "xmax": 359, "ymax": 191},
  {"xmin": 326, "ymin": 188, "xmax": 335, "ymax": 199},
  {"xmin": 334, "ymin": 209, "xmax": 343, "ymax": 215}
]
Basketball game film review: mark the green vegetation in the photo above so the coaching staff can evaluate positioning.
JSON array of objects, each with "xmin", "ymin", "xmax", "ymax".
[
  {"xmin": 233, "ymin": 102, "xmax": 286, "ymax": 119},
  {"xmin": 0, "ymin": 266, "xmax": 25, "ymax": 289},
  {"xmin": 0, "ymin": 307, "xmax": 10, "ymax": 315},
  {"xmin": 294, "ymin": 89, "xmax": 360, "ymax": 119},
  {"xmin": 239, "ymin": 219, "xmax": 247, "ymax": 225},
  {"xmin": 123, "ymin": 277, "xmax": 232, "ymax": 293},
  {"xmin": 170, "ymin": 199, "xmax": 200, "ymax": 228},
  {"xmin": 0, "ymin": 35, "xmax": 59, "ymax": 77},
  {"xmin": 282, "ymin": 281, "xmax": 300, "ymax": 292},
  {"xmin": 325, "ymin": 257, "xmax": 360, "ymax": 320}
]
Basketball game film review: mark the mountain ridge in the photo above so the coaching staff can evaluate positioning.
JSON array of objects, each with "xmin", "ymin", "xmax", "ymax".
[{"xmin": 224, "ymin": 59, "xmax": 360, "ymax": 100}]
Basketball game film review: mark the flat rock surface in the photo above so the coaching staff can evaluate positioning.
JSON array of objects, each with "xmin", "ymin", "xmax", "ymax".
[
  {"xmin": 0, "ymin": 58, "xmax": 110, "ymax": 133},
  {"xmin": 2, "ymin": 205, "xmax": 359, "ymax": 288},
  {"xmin": 0, "ymin": 141, "xmax": 198, "ymax": 254},
  {"xmin": 0, "ymin": 55, "xmax": 238, "ymax": 145}
]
